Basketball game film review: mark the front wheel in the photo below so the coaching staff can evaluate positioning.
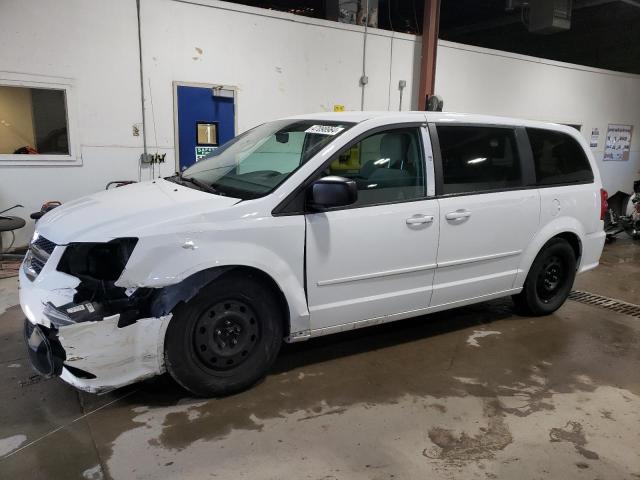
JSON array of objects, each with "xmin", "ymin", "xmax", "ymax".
[
  {"xmin": 512, "ymin": 238, "xmax": 577, "ymax": 316},
  {"xmin": 164, "ymin": 272, "xmax": 284, "ymax": 397}
]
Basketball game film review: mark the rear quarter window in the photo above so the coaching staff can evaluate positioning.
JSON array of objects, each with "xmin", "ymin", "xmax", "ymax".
[{"xmin": 526, "ymin": 128, "xmax": 594, "ymax": 186}]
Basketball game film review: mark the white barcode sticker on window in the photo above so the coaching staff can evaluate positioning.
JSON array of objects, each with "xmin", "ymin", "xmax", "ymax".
[{"xmin": 305, "ymin": 125, "xmax": 345, "ymax": 136}]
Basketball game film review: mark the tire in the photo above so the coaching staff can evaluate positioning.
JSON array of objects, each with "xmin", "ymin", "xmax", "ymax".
[
  {"xmin": 164, "ymin": 272, "xmax": 284, "ymax": 397},
  {"xmin": 512, "ymin": 238, "xmax": 577, "ymax": 316}
]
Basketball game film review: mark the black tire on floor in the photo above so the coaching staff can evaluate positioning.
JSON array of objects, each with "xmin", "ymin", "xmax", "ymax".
[
  {"xmin": 164, "ymin": 272, "xmax": 284, "ymax": 397},
  {"xmin": 512, "ymin": 238, "xmax": 577, "ymax": 316}
]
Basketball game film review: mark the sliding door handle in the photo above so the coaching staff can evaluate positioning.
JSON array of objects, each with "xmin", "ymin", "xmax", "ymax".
[{"xmin": 445, "ymin": 209, "xmax": 471, "ymax": 220}]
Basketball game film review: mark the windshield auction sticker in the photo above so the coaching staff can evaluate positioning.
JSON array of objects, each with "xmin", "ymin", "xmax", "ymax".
[{"xmin": 305, "ymin": 125, "xmax": 345, "ymax": 136}]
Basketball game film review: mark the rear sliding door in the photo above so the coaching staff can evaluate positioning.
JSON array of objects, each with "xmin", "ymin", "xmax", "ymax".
[{"xmin": 429, "ymin": 124, "xmax": 540, "ymax": 307}]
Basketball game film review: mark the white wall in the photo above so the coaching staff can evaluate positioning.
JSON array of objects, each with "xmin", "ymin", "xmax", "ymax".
[
  {"xmin": 1, "ymin": 0, "xmax": 638, "ymax": 249},
  {"xmin": 138, "ymin": 0, "xmax": 419, "ymax": 150},
  {"xmin": 0, "ymin": 0, "xmax": 419, "ymax": 248},
  {"xmin": 435, "ymin": 40, "xmax": 640, "ymax": 194},
  {"xmin": 0, "ymin": 0, "xmax": 145, "ymax": 248}
]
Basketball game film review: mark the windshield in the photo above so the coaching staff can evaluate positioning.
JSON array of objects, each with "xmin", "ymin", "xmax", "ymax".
[{"xmin": 180, "ymin": 119, "xmax": 354, "ymax": 199}]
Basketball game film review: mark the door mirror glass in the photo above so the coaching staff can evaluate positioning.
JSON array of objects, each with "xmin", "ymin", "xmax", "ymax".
[{"xmin": 308, "ymin": 176, "xmax": 357, "ymax": 211}]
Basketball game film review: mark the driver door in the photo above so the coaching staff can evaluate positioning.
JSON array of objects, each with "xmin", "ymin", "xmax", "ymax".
[{"xmin": 305, "ymin": 124, "xmax": 440, "ymax": 332}]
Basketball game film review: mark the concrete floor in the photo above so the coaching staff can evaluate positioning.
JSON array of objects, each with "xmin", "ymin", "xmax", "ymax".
[{"xmin": 0, "ymin": 240, "xmax": 639, "ymax": 480}]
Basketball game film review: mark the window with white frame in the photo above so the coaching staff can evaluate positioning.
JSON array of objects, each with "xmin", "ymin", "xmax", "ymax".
[{"xmin": 0, "ymin": 85, "xmax": 69, "ymax": 156}]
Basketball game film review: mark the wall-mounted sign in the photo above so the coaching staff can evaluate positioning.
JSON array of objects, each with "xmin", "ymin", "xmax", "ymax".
[
  {"xmin": 333, "ymin": 104, "xmax": 345, "ymax": 112},
  {"xmin": 195, "ymin": 146, "xmax": 216, "ymax": 161},
  {"xmin": 589, "ymin": 127, "xmax": 599, "ymax": 148},
  {"xmin": 603, "ymin": 124, "xmax": 633, "ymax": 161}
]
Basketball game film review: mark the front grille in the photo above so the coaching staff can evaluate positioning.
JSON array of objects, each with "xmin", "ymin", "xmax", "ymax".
[
  {"xmin": 24, "ymin": 235, "xmax": 57, "ymax": 280},
  {"xmin": 32, "ymin": 236, "xmax": 56, "ymax": 255},
  {"xmin": 569, "ymin": 290, "xmax": 640, "ymax": 319}
]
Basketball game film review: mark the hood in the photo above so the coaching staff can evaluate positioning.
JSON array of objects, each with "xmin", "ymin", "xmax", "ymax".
[{"xmin": 36, "ymin": 179, "xmax": 240, "ymax": 244}]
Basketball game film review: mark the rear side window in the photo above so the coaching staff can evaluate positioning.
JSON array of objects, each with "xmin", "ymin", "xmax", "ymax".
[
  {"xmin": 526, "ymin": 128, "xmax": 594, "ymax": 185},
  {"xmin": 436, "ymin": 126, "xmax": 522, "ymax": 195}
]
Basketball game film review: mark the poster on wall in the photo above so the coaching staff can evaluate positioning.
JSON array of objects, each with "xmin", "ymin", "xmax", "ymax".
[
  {"xmin": 603, "ymin": 124, "xmax": 633, "ymax": 161},
  {"xmin": 589, "ymin": 127, "xmax": 600, "ymax": 148}
]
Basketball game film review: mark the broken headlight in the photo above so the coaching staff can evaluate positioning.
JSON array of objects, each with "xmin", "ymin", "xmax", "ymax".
[
  {"xmin": 43, "ymin": 301, "xmax": 107, "ymax": 327},
  {"xmin": 57, "ymin": 237, "xmax": 138, "ymax": 281}
]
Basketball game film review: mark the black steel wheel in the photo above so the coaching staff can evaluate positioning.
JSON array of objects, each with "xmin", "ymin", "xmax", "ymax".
[
  {"xmin": 193, "ymin": 300, "xmax": 260, "ymax": 371},
  {"xmin": 536, "ymin": 255, "xmax": 564, "ymax": 303},
  {"xmin": 164, "ymin": 271, "xmax": 284, "ymax": 397},
  {"xmin": 513, "ymin": 238, "xmax": 576, "ymax": 316}
]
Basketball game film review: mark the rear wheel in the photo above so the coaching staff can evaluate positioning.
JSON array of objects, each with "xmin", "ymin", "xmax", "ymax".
[
  {"xmin": 512, "ymin": 238, "xmax": 577, "ymax": 316},
  {"xmin": 164, "ymin": 272, "xmax": 283, "ymax": 397}
]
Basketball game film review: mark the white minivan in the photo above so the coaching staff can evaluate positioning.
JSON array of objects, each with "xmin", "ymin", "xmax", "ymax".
[{"xmin": 20, "ymin": 112, "xmax": 606, "ymax": 396}]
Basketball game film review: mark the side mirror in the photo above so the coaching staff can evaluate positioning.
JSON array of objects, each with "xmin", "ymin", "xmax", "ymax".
[{"xmin": 308, "ymin": 176, "xmax": 357, "ymax": 211}]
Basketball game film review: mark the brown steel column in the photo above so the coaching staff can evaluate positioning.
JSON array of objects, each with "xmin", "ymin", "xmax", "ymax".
[{"xmin": 418, "ymin": 0, "xmax": 440, "ymax": 110}]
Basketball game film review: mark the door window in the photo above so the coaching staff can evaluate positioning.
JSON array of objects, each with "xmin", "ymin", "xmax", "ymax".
[
  {"xmin": 436, "ymin": 126, "xmax": 522, "ymax": 194},
  {"xmin": 196, "ymin": 122, "xmax": 219, "ymax": 146},
  {"xmin": 320, "ymin": 127, "xmax": 426, "ymax": 207},
  {"xmin": 526, "ymin": 128, "xmax": 594, "ymax": 185}
]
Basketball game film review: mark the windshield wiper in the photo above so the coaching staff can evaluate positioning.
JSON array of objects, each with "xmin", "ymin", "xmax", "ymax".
[{"xmin": 178, "ymin": 173, "xmax": 224, "ymax": 196}]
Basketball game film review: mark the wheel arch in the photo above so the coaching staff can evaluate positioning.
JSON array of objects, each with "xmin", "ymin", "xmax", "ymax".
[
  {"xmin": 554, "ymin": 231, "xmax": 582, "ymax": 262},
  {"xmin": 514, "ymin": 218, "xmax": 585, "ymax": 289},
  {"xmin": 150, "ymin": 265, "xmax": 293, "ymax": 338}
]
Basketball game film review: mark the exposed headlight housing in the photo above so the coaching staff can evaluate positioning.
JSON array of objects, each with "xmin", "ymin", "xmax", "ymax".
[{"xmin": 57, "ymin": 237, "xmax": 138, "ymax": 281}]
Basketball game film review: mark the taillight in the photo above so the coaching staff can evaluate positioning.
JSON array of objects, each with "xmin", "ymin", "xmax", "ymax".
[{"xmin": 600, "ymin": 188, "xmax": 608, "ymax": 221}]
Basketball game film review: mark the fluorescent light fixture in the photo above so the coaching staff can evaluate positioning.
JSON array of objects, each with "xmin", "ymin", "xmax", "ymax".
[
  {"xmin": 467, "ymin": 157, "xmax": 487, "ymax": 164},
  {"xmin": 373, "ymin": 158, "xmax": 390, "ymax": 166}
]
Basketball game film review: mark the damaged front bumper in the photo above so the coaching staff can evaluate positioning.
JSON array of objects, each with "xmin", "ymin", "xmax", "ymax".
[{"xmin": 19, "ymin": 264, "xmax": 171, "ymax": 394}]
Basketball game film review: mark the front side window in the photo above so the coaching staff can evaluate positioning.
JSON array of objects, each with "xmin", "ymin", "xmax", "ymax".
[
  {"xmin": 319, "ymin": 127, "xmax": 425, "ymax": 208},
  {"xmin": 180, "ymin": 120, "xmax": 353, "ymax": 199},
  {"xmin": 437, "ymin": 125, "xmax": 522, "ymax": 195},
  {"xmin": 526, "ymin": 128, "xmax": 594, "ymax": 185},
  {"xmin": 0, "ymin": 85, "xmax": 69, "ymax": 155}
]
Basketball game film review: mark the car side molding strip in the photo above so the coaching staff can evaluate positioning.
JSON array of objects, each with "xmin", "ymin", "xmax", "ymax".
[
  {"xmin": 317, "ymin": 263, "xmax": 438, "ymax": 286},
  {"xmin": 436, "ymin": 250, "xmax": 522, "ymax": 268}
]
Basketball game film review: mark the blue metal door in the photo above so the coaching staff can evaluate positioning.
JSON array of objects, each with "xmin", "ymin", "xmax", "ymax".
[{"xmin": 176, "ymin": 85, "xmax": 235, "ymax": 171}]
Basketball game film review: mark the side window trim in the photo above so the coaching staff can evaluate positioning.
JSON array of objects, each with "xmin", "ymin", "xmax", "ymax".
[
  {"xmin": 421, "ymin": 124, "xmax": 436, "ymax": 197},
  {"xmin": 430, "ymin": 122, "xmax": 528, "ymax": 197},
  {"xmin": 515, "ymin": 126, "xmax": 537, "ymax": 187},
  {"xmin": 427, "ymin": 123, "xmax": 444, "ymax": 196},
  {"xmin": 272, "ymin": 122, "xmax": 430, "ymax": 216}
]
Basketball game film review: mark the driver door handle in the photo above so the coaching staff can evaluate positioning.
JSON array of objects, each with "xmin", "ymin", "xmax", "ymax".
[
  {"xmin": 406, "ymin": 215, "xmax": 434, "ymax": 225},
  {"xmin": 445, "ymin": 209, "xmax": 471, "ymax": 220}
]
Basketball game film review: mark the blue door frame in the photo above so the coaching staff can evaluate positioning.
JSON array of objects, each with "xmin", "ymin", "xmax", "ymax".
[{"xmin": 174, "ymin": 83, "xmax": 236, "ymax": 171}]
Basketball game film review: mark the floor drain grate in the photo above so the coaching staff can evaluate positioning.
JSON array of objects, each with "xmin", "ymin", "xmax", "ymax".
[{"xmin": 569, "ymin": 290, "xmax": 640, "ymax": 319}]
